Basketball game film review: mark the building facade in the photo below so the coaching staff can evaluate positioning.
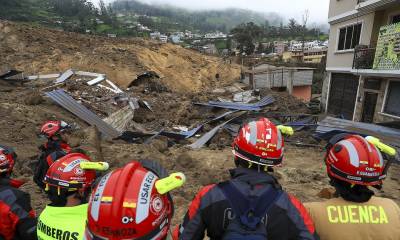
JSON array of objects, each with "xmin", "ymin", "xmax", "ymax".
[
  {"xmin": 323, "ymin": 0, "xmax": 400, "ymax": 123},
  {"xmin": 303, "ymin": 48, "xmax": 328, "ymax": 64},
  {"xmin": 243, "ymin": 64, "xmax": 314, "ymax": 102}
]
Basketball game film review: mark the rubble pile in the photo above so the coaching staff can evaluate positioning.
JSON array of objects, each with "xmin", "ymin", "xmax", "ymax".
[{"xmin": 1, "ymin": 21, "xmax": 399, "ymax": 225}]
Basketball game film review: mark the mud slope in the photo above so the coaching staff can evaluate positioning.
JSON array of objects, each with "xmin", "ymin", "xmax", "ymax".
[{"xmin": 0, "ymin": 20, "xmax": 240, "ymax": 93}]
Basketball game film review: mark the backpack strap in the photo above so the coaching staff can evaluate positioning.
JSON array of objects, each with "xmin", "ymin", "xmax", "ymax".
[{"xmin": 218, "ymin": 181, "xmax": 282, "ymax": 231}]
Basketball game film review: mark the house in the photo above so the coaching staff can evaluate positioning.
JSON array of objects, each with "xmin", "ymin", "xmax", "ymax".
[
  {"xmin": 150, "ymin": 32, "xmax": 161, "ymax": 40},
  {"xmin": 303, "ymin": 48, "xmax": 328, "ymax": 64},
  {"xmin": 322, "ymin": 0, "xmax": 400, "ymax": 122},
  {"xmin": 201, "ymin": 44, "xmax": 218, "ymax": 55},
  {"xmin": 159, "ymin": 35, "xmax": 168, "ymax": 43},
  {"xmin": 243, "ymin": 64, "xmax": 314, "ymax": 102},
  {"xmin": 274, "ymin": 42, "xmax": 288, "ymax": 55},
  {"xmin": 170, "ymin": 35, "xmax": 182, "ymax": 44},
  {"xmin": 282, "ymin": 51, "xmax": 293, "ymax": 62}
]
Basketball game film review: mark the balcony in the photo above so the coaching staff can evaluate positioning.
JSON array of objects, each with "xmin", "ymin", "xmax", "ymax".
[
  {"xmin": 353, "ymin": 45, "xmax": 376, "ymax": 69},
  {"xmin": 356, "ymin": 0, "xmax": 398, "ymax": 12}
]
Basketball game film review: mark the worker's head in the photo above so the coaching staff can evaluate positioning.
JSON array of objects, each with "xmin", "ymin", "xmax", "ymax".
[
  {"xmin": 40, "ymin": 120, "xmax": 72, "ymax": 142},
  {"xmin": 325, "ymin": 134, "xmax": 387, "ymax": 201},
  {"xmin": 232, "ymin": 118, "xmax": 285, "ymax": 172},
  {"xmin": 43, "ymin": 153, "xmax": 96, "ymax": 207},
  {"xmin": 0, "ymin": 145, "xmax": 17, "ymax": 178},
  {"xmin": 85, "ymin": 160, "xmax": 178, "ymax": 240}
]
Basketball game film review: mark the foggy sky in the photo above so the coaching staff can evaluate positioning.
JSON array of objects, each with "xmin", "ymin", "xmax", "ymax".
[{"xmin": 90, "ymin": 0, "xmax": 330, "ymax": 24}]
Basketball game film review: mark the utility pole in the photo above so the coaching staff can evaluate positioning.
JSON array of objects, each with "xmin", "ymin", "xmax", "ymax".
[{"xmin": 301, "ymin": 9, "xmax": 310, "ymax": 54}]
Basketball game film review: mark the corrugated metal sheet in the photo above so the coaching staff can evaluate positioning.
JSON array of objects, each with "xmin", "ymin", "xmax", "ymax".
[
  {"xmin": 46, "ymin": 89, "xmax": 121, "ymax": 138},
  {"xmin": 315, "ymin": 117, "xmax": 400, "ymax": 149},
  {"xmin": 195, "ymin": 96, "xmax": 275, "ymax": 111},
  {"xmin": 189, "ymin": 112, "xmax": 245, "ymax": 149}
]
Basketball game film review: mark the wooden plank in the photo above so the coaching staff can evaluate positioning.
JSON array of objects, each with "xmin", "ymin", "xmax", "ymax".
[
  {"xmin": 106, "ymin": 80, "xmax": 123, "ymax": 93},
  {"xmin": 28, "ymin": 74, "xmax": 61, "ymax": 80},
  {"xmin": 55, "ymin": 69, "xmax": 74, "ymax": 83},
  {"xmin": 87, "ymin": 75, "xmax": 105, "ymax": 86}
]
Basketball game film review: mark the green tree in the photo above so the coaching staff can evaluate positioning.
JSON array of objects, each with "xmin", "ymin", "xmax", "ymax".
[
  {"xmin": 256, "ymin": 43, "xmax": 265, "ymax": 54},
  {"xmin": 231, "ymin": 22, "xmax": 263, "ymax": 55},
  {"xmin": 288, "ymin": 18, "xmax": 301, "ymax": 39}
]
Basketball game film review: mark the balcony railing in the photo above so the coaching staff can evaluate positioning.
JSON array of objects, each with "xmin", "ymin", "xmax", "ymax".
[{"xmin": 353, "ymin": 45, "xmax": 376, "ymax": 69}]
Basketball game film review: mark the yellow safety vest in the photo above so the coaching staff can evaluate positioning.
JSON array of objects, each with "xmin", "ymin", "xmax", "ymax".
[{"xmin": 37, "ymin": 204, "xmax": 88, "ymax": 240}]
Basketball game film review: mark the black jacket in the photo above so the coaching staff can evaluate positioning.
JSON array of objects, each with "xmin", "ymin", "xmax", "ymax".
[
  {"xmin": 33, "ymin": 140, "xmax": 70, "ymax": 189},
  {"xmin": 174, "ymin": 168, "xmax": 319, "ymax": 240},
  {"xmin": 0, "ymin": 178, "xmax": 37, "ymax": 240}
]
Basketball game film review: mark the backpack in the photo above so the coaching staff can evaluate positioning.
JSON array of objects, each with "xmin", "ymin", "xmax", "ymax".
[{"xmin": 218, "ymin": 181, "xmax": 282, "ymax": 240}]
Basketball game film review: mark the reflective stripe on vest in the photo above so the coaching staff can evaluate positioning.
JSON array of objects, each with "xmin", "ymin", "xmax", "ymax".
[{"xmin": 37, "ymin": 204, "xmax": 88, "ymax": 240}]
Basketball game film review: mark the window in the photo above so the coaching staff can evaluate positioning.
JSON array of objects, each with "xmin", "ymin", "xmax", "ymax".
[
  {"xmin": 384, "ymin": 81, "xmax": 400, "ymax": 117},
  {"xmin": 391, "ymin": 14, "xmax": 400, "ymax": 24},
  {"xmin": 337, "ymin": 23, "xmax": 362, "ymax": 51},
  {"xmin": 364, "ymin": 78, "xmax": 381, "ymax": 90}
]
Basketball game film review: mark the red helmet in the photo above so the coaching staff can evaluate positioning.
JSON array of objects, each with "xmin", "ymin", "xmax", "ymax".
[
  {"xmin": 40, "ymin": 120, "xmax": 71, "ymax": 138},
  {"xmin": 325, "ymin": 135, "xmax": 385, "ymax": 186},
  {"xmin": 233, "ymin": 118, "xmax": 284, "ymax": 166},
  {"xmin": 43, "ymin": 153, "xmax": 96, "ymax": 193},
  {"xmin": 85, "ymin": 161, "xmax": 173, "ymax": 240},
  {"xmin": 0, "ymin": 146, "xmax": 16, "ymax": 175}
]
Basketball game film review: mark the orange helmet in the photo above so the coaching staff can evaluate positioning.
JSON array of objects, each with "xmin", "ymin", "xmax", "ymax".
[
  {"xmin": 85, "ymin": 161, "xmax": 173, "ymax": 240},
  {"xmin": 233, "ymin": 118, "xmax": 284, "ymax": 166}
]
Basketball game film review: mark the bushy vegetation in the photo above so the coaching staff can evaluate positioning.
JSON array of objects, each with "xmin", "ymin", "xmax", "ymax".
[
  {"xmin": 231, "ymin": 19, "xmax": 328, "ymax": 55},
  {"xmin": 111, "ymin": 0, "xmax": 283, "ymax": 33}
]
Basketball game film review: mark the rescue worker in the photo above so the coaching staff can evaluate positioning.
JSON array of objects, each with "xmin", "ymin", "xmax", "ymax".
[
  {"xmin": 37, "ymin": 153, "xmax": 98, "ymax": 240},
  {"xmin": 305, "ymin": 134, "xmax": 400, "ymax": 240},
  {"xmin": 174, "ymin": 118, "xmax": 319, "ymax": 240},
  {"xmin": 85, "ymin": 160, "xmax": 185, "ymax": 240},
  {"xmin": 0, "ymin": 145, "xmax": 37, "ymax": 240},
  {"xmin": 33, "ymin": 120, "xmax": 73, "ymax": 189}
]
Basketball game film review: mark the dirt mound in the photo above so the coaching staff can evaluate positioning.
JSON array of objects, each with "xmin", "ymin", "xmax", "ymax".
[{"xmin": 0, "ymin": 20, "xmax": 240, "ymax": 93}]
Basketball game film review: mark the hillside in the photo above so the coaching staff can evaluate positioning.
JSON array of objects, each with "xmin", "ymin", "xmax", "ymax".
[
  {"xmin": 112, "ymin": 0, "xmax": 283, "ymax": 33},
  {"xmin": 0, "ymin": 20, "xmax": 240, "ymax": 92}
]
